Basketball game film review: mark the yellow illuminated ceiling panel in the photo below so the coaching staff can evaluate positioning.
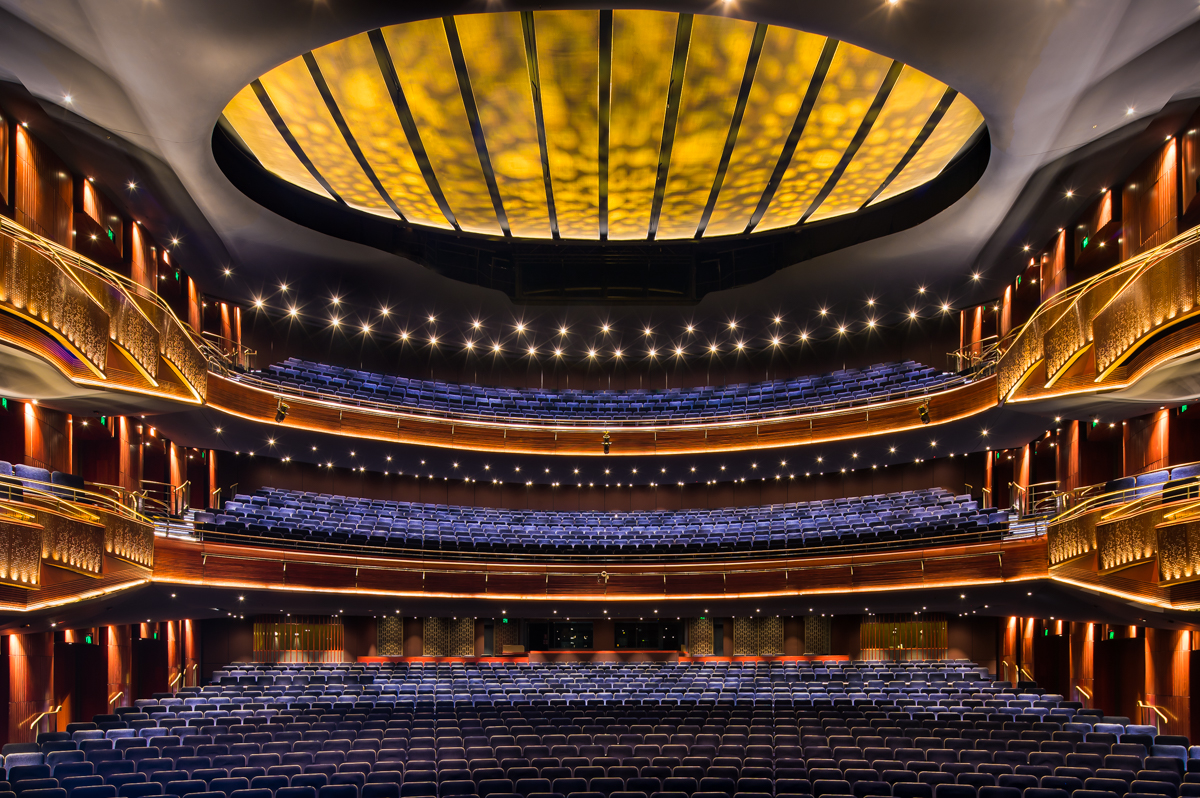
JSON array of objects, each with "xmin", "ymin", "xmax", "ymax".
[
  {"xmin": 608, "ymin": 9, "xmax": 677, "ymax": 241},
  {"xmin": 703, "ymin": 26, "xmax": 826, "ymax": 238},
  {"xmin": 221, "ymin": 10, "xmax": 984, "ymax": 242},
  {"xmin": 310, "ymin": 33, "xmax": 451, "ymax": 229},
  {"xmin": 222, "ymin": 85, "xmax": 332, "ymax": 200},
  {"xmin": 656, "ymin": 15, "xmax": 757, "ymax": 240},
  {"xmin": 456, "ymin": 13, "xmax": 552, "ymax": 240},
  {"xmin": 755, "ymin": 42, "xmax": 892, "ymax": 232},
  {"xmin": 535, "ymin": 9, "xmax": 600, "ymax": 240},
  {"xmin": 256, "ymin": 58, "xmax": 397, "ymax": 218},
  {"xmin": 870, "ymin": 91, "xmax": 983, "ymax": 206},
  {"xmin": 381, "ymin": 20, "xmax": 503, "ymax": 236},
  {"xmin": 808, "ymin": 65, "xmax": 947, "ymax": 222}
]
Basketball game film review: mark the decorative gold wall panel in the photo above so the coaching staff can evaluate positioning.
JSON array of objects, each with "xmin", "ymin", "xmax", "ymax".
[
  {"xmin": 0, "ymin": 517, "xmax": 43, "ymax": 588},
  {"xmin": 804, "ymin": 615, "xmax": 831, "ymax": 655},
  {"xmin": 997, "ymin": 300, "xmax": 1073, "ymax": 398},
  {"xmin": 1048, "ymin": 510, "xmax": 1099, "ymax": 565},
  {"xmin": 104, "ymin": 514, "xmax": 154, "ymax": 568},
  {"xmin": 1157, "ymin": 520, "xmax": 1200, "ymax": 584},
  {"xmin": 0, "ymin": 230, "xmax": 108, "ymax": 373},
  {"xmin": 423, "ymin": 617, "xmax": 447, "ymax": 656},
  {"xmin": 75, "ymin": 270, "xmax": 160, "ymax": 381},
  {"xmin": 687, "ymin": 616, "xmax": 714, "ymax": 656},
  {"xmin": 1042, "ymin": 268, "xmax": 1127, "ymax": 382},
  {"xmin": 377, "ymin": 616, "xmax": 404, "ymax": 655},
  {"xmin": 1093, "ymin": 245, "xmax": 1199, "ymax": 374},
  {"xmin": 756, "ymin": 616, "xmax": 784, "ymax": 656},
  {"xmin": 156, "ymin": 306, "xmax": 208, "ymax": 398},
  {"xmin": 1097, "ymin": 508, "xmax": 1162, "ymax": 573},
  {"xmin": 448, "ymin": 617, "xmax": 475, "ymax": 657},
  {"xmin": 37, "ymin": 510, "xmax": 103, "ymax": 577},
  {"xmin": 732, "ymin": 616, "xmax": 755, "ymax": 656}
]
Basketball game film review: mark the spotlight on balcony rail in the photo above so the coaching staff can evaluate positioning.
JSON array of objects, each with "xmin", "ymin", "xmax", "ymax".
[
  {"xmin": 275, "ymin": 398, "xmax": 290, "ymax": 423},
  {"xmin": 918, "ymin": 402, "xmax": 931, "ymax": 425},
  {"xmin": 602, "ymin": 431, "xmax": 611, "ymax": 455}
]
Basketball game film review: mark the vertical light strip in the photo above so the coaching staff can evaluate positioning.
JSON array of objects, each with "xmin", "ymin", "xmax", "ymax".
[
  {"xmin": 443, "ymin": 16, "xmax": 511, "ymax": 238},
  {"xmin": 656, "ymin": 14, "xmax": 758, "ymax": 240},
  {"xmin": 607, "ymin": 10, "xmax": 676, "ymax": 241},
  {"xmin": 257, "ymin": 59, "xmax": 398, "ymax": 217},
  {"xmin": 861, "ymin": 86, "xmax": 958, "ymax": 209},
  {"xmin": 520, "ymin": 11, "xmax": 560, "ymax": 240},
  {"xmin": 311, "ymin": 33, "xmax": 450, "ymax": 228},
  {"xmin": 534, "ymin": 9, "xmax": 601, "ymax": 240},
  {"xmin": 250, "ymin": 80, "xmax": 342, "ymax": 204},
  {"xmin": 597, "ymin": 10, "xmax": 613, "ymax": 241},
  {"xmin": 380, "ymin": 19, "xmax": 503, "ymax": 236},
  {"xmin": 221, "ymin": 84, "xmax": 333, "ymax": 201},
  {"xmin": 744, "ymin": 38, "xmax": 838, "ymax": 234},
  {"xmin": 798, "ymin": 59, "xmax": 904, "ymax": 223},
  {"xmin": 868, "ymin": 91, "xmax": 983, "ymax": 206},
  {"xmin": 368, "ymin": 29, "xmax": 460, "ymax": 231},
  {"xmin": 647, "ymin": 13, "xmax": 695, "ymax": 241},
  {"xmin": 754, "ymin": 42, "xmax": 893, "ymax": 232},
  {"xmin": 301, "ymin": 52, "xmax": 405, "ymax": 221},
  {"xmin": 694, "ymin": 23, "xmax": 768, "ymax": 239}
]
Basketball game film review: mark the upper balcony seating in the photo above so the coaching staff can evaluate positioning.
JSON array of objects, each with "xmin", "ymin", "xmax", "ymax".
[
  {"xmin": 243, "ymin": 359, "xmax": 962, "ymax": 424},
  {"xmin": 1102, "ymin": 463, "xmax": 1200, "ymax": 504},
  {"xmin": 198, "ymin": 487, "xmax": 1007, "ymax": 556},
  {"xmin": 9, "ymin": 658, "xmax": 1197, "ymax": 798}
]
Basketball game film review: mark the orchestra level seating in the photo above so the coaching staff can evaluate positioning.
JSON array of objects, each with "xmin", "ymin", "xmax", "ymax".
[
  {"xmin": 3, "ymin": 660, "xmax": 1195, "ymax": 798},
  {"xmin": 243, "ymin": 359, "xmax": 963, "ymax": 423},
  {"xmin": 197, "ymin": 488, "xmax": 1008, "ymax": 555}
]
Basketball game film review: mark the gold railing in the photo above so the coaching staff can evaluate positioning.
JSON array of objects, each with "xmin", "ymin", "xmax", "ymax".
[
  {"xmin": 0, "ymin": 475, "xmax": 155, "ymax": 569},
  {"xmin": 997, "ymin": 225, "xmax": 1200, "ymax": 398},
  {"xmin": 0, "ymin": 216, "xmax": 214, "ymax": 401}
]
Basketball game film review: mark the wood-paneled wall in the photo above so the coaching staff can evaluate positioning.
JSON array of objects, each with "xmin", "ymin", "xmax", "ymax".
[
  {"xmin": 1123, "ymin": 138, "xmax": 1178, "ymax": 261},
  {"xmin": 7, "ymin": 631, "xmax": 54, "ymax": 745},
  {"xmin": 1124, "ymin": 410, "xmax": 1170, "ymax": 475},
  {"xmin": 13, "ymin": 127, "xmax": 72, "ymax": 246},
  {"xmin": 24, "ymin": 402, "xmax": 71, "ymax": 474}
]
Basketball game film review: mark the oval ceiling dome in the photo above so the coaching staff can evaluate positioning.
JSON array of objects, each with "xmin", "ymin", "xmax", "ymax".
[{"xmin": 221, "ymin": 10, "xmax": 984, "ymax": 242}]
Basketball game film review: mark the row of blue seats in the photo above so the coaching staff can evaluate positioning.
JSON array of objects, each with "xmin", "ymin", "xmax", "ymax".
[
  {"xmin": 199, "ymin": 488, "xmax": 1004, "ymax": 555},
  {"xmin": 246, "ymin": 359, "xmax": 960, "ymax": 423}
]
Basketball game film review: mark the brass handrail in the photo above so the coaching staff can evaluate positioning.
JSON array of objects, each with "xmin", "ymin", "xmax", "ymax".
[
  {"xmin": 108, "ymin": 691, "xmax": 124, "ymax": 706},
  {"xmin": 27, "ymin": 705, "xmax": 63, "ymax": 730},
  {"xmin": 0, "ymin": 473, "xmax": 152, "ymax": 525}
]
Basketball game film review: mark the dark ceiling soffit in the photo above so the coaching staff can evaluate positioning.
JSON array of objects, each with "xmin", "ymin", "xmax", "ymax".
[
  {"xmin": 798, "ymin": 59, "xmax": 904, "ymax": 225},
  {"xmin": 521, "ymin": 11, "xmax": 560, "ymax": 241},
  {"xmin": 862, "ymin": 86, "xmax": 959, "ymax": 210},
  {"xmin": 368, "ymin": 28, "xmax": 461, "ymax": 232},
  {"xmin": 250, "ymin": 79, "xmax": 344, "ymax": 206},
  {"xmin": 745, "ymin": 37, "xmax": 839, "ymax": 235},
  {"xmin": 647, "ymin": 13, "xmax": 694, "ymax": 242},
  {"xmin": 302, "ymin": 52, "xmax": 406, "ymax": 222},
  {"xmin": 443, "ymin": 16, "xmax": 511, "ymax": 239},
  {"xmin": 211, "ymin": 120, "xmax": 990, "ymax": 305},
  {"xmin": 694, "ymin": 22, "xmax": 769, "ymax": 240}
]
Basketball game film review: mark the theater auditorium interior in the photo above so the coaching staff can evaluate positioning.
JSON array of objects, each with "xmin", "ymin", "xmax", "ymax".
[{"xmin": 6, "ymin": 3, "xmax": 1200, "ymax": 798}]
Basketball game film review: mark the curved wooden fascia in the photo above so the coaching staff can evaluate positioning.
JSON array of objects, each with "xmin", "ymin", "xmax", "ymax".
[
  {"xmin": 206, "ymin": 374, "xmax": 997, "ymax": 456},
  {"xmin": 150, "ymin": 534, "xmax": 1046, "ymax": 602}
]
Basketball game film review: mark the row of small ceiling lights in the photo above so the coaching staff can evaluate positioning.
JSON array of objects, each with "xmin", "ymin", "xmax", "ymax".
[
  {"xmin": 234, "ymin": 280, "xmax": 983, "ymax": 359},
  {"xmin": 220, "ymin": 435, "xmax": 984, "ymax": 486}
]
